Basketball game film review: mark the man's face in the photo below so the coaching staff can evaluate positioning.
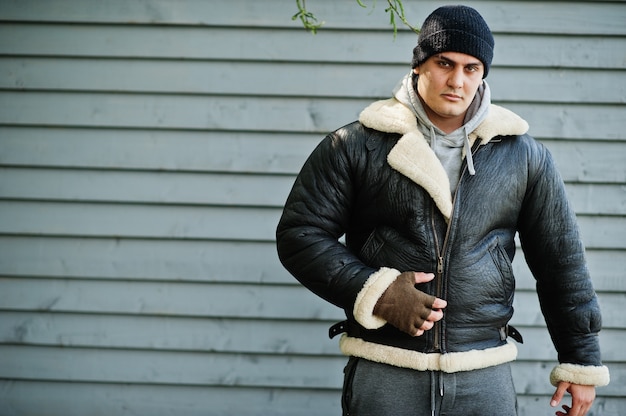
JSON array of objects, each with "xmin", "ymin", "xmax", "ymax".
[{"xmin": 414, "ymin": 52, "xmax": 485, "ymax": 133}]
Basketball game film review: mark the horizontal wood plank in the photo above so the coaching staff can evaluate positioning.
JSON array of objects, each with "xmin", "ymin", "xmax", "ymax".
[
  {"xmin": 0, "ymin": 236, "xmax": 292, "ymax": 283},
  {"xmin": 0, "ymin": 278, "xmax": 622, "ymax": 329},
  {"xmin": 494, "ymin": 33, "xmax": 626, "ymax": 70},
  {"xmin": 513, "ymin": 249, "xmax": 626, "ymax": 292},
  {"xmin": 1, "ymin": 92, "xmax": 623, "ymax": 141},
  {"xmin": 510, "ymin": 327, "xmax": 622, "ymax": 363},
  {"xmin": 507, "ymin": 103, "xmax": 625, "ymax": 141},
  {"xmin": 576, "ymin": 216, "xmax": 626, "ymax": 249},
  {"xmin": 0, "ymin": 380, "xmax": 622, "ymax": 416},
  {"xmin": 0, "ymin": 201, "xmax": 623, "ymax": 247},
  {"xmin": 2, "ymin": 128, "xmax": 624, "ymax": 183},
  {"xmin": 0, "ymin": 201, "xmax": 281, "ymax": 241},
  {"xmin": 1, "ymin": 24, "xmax": 624, "ymax": 69},
  {"xmin": 0, "ymin": 345, "xmax": 622, "ymax": 395},
  {"xmin": 1, "ymin": 168, "xmax": 624, "ymax": 215},
  {"xmin": 512, "ymin": 291, "xmax": 624, "ymax": 329},
  {"xmin": 0, "ymin": 91, "xmax": 366, "ymax": 133},
  {"xmin": 0, "ymin": 312, "xmax": 341, "ymax": 355},
  {"xmin": 0, "ymin": 23, "xmax": 419, "ymax": 64},
  {"xmin": 543, "ymin": 140, "xmax": 626, "ymax": 184},
  {"xmin": 0, "ymin": 277, "xmax": 344, "ymax": 321},
  {"xmin": 0, "ymin": 312, "xmax": 622, "ymax": 359},
  {"xmin": 1, "ymin": 131, "xmax": 624, "ymax": 184},
  {"xmin": 0, "ymin": 167, "xmax": 294, "ymax": 208},
  {"xmin": 283, "ymin": 1, "xmax": 626, "ymax": 35},
  {"xmin": 565, "ymin": 184, "xmax": 626, "ymax": 216},
  {"xmin": 0, "ymin": 344, "xmax": 346, "ymax": 388},
  {"xmin": 1, "ymin": 236, "xmax": 623, "ymax": 291},
  {"xmin": 0, "ymin": 381, "xmax": 343, "ymax": 416},
  {"xmin": 2, "ymin": 57, "xmax": 624, "ymax": 104},
  {"xmin": 0, "ymin": 0, "xmax": 623, "ymax": 35},
  {"xmin": 0, "ymin": 127, "xmax": 320, "ymax": 175}
]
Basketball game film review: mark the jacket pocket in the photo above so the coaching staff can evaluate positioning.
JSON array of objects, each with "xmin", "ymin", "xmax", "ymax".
[
  {"xmin": 358, "ymin": 228, "xmax": 385, "ymax": 262},
  {"xmin": 358, "ymin": 227, "xmax": 432, "ymax": 271},
  {"xmin": 489, "ymin": 238, "xmax": 516, "ymax": 305}
]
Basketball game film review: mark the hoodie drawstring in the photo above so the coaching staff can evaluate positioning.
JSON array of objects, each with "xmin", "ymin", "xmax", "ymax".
[
  {"xmin": 429, "ymin": 126, "xmax": 437, "ymax": 150},
  {"xmin": 464, "ymin": 126, "xmax": 476, "ymax": 176},
  {"xmin": 430, "ymin": 370, "xmax": 445, "ymax": 415},
  {"xmin": 430, "ymin": 370, "xmax": 436, "ymax": 416}
]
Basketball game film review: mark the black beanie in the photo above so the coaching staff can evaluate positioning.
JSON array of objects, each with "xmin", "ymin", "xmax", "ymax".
[{"xmin": 412, "ymin": 5, "xmax": 494, "ymax": 78}]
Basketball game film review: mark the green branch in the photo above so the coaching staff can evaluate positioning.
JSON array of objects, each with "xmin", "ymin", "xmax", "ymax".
[
  {"xmin": 384, "ymin": 0, "xmax": 420, "ymax": 36},
  {"xmin": 292, "ymin": 0, "xmax": 324, "ymax": 34},
  {"xmin": 293, "ymin": 0, "xmax": 420, "ymax": 36}
]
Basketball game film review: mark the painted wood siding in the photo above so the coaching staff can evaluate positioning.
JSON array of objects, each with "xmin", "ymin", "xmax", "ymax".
[{"xmin": 0, "ymin": 0, "xmax": 624, "ymax": 415}]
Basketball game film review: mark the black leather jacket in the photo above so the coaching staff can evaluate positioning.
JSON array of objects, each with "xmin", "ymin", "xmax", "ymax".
[{"xmin": 276, "ymin": 99, "xmax": 608, "ymax": 385}]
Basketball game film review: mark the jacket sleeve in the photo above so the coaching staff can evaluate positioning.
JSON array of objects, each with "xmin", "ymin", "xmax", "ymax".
[
  {"xmin": 276, "ymin": 126, "xmax": 383, "ymax": 312},
  {"xmin": 517, "ymin": 138, "xmax": 609, "ymax": 386}
]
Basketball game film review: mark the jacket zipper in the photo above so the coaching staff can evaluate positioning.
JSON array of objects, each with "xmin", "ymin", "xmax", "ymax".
[
  {"xmin": 431, "ymin": 206, "xmax": 450, "ymax": 352},
  {"xmin": 430, "ymin": 140, "xmax": 482, "ymax": 353}
]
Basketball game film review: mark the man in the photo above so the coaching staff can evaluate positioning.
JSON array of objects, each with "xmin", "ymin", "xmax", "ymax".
[{"xmin": 276, "ymin": 5, "xmax": 609, "ymax": 416}]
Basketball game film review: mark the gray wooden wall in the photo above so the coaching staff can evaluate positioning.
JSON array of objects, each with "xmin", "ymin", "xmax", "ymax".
[{"xmin": 0, "ymin": 1, "xmax": 624, "ymax": 415}]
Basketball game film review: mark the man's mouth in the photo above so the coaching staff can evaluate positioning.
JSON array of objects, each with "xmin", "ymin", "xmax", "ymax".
[{"xmin": 442, "ymin": 93, "xmax": 462, "ymax": 102}]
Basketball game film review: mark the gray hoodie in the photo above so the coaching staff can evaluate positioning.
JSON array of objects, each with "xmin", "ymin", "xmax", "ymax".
[{"xmin": 393, "ymin": 72, "xmax": 491, "ymax": 194}]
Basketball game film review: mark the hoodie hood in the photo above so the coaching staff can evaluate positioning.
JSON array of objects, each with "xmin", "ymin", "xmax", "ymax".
[{"xmin": 358, "ymin": 81, "xmax": 528, "ymax": 220}]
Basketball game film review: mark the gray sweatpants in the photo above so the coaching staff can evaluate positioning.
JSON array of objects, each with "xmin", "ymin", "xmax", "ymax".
[{"xmin": 342, "ymin": 357, "xmax": 518, "ymax": 416}]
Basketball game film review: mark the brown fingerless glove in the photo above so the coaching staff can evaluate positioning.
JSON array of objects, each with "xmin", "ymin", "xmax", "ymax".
[{"xmin": 373, "ymin": 271, "xmax": 436, "ymax": 336}]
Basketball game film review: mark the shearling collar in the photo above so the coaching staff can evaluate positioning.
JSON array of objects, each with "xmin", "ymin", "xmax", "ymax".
[{"xmin": 358, "ymin": 98, "xmax": 529, "ymax": 220}]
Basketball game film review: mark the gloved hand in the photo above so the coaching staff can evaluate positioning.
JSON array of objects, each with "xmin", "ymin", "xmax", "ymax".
[{"xmin": 373, "ymin": 271, "xmax": 445, "ymax": 336}]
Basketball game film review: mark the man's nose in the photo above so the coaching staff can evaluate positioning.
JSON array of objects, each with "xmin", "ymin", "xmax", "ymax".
[{"xmin": 448, "ymin": 68, "xmax": 464, "ymax": 89}]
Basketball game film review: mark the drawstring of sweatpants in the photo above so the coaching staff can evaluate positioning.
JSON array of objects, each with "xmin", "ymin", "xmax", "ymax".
[
  {"xmin": 440, "ymin": 371, "xmax": 444, "ymax": 400},
  {"xmin": 430, "ymin": 371, "xmax": 445, "ymax": 416},
  {"xmin": 430, "ymin": 371, "xmax": 435, "ymax": 416}
]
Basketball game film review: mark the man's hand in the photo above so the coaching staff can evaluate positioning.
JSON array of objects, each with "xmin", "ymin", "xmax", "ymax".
[
  {"xmin": 551, "ymin": 382, "xmax": 596, "ymax": 416},
  {"xmin": 373, "ymin": 271, "xmax": 447, "ymax": 336}
]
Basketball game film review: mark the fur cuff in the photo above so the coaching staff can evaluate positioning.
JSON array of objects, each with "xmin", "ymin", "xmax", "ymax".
[
  {"xmin": 549, "ymin": 363, "xmax": 610, "ymax": 387},
  {"xmin": 353, "ymin": 267, "xmax": 400, "ymax": 329}
]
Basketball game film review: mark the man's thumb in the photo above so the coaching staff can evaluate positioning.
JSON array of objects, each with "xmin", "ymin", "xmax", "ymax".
[{"xmin": 550, "ymin": 382, "xmax": 568, "ymax": 407}]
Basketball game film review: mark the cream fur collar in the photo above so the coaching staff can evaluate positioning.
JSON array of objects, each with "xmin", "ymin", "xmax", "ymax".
[{"xmin": 358, "ymin": 98, "xmax": 529, "ymax": 220}]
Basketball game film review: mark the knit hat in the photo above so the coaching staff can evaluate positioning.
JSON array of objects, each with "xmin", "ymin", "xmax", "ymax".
[{"xmin": 412, "ymin": 5, "xmax": 494, "ymax": 78}]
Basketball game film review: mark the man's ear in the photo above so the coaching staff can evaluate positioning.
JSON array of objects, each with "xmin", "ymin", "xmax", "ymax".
[{"xmin": 413, "ymin": 67, "xmax": 420, "ymax": 75}]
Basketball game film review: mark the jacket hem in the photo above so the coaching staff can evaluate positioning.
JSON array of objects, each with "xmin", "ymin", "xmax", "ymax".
[
  {"xmin": 339, "ymin": 334, "xmax": 518, "ymax": 373},
  {"xmin": 549, "ymin": 363, "xmax": 610, "ymax": 387}
]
